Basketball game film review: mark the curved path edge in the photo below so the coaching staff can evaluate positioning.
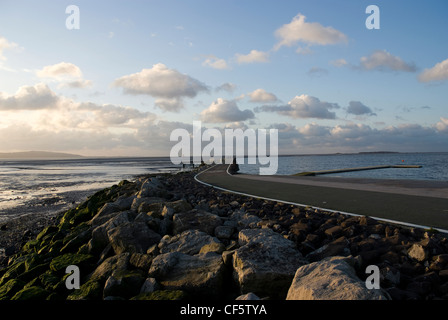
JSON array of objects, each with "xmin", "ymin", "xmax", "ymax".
[{"xmin": 194, "ymin": 164, "xmax": 448, "ymax": 233}]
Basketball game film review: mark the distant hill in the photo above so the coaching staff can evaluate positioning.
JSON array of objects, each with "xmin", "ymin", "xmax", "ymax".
[{"xmin": 0, "ymin": 151, "xmax": 84, "ymax": 159}]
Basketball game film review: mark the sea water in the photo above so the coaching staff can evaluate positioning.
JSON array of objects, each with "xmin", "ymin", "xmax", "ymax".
[
  {"xmin": 238, "ymin": 152, "xmax": 448, "ymax": 181},
  {"xmin": 0, "ymin": 157, "xmax": 182, "ymax": 222}
]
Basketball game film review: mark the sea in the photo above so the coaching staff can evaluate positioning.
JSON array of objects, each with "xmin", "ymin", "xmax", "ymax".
[
  {"xmin": 238, "ymin": 152, "xmax": 448, "ymax": 181},
  {"xmin": 0, "ymin": 152, "xmax": 446, "ymax": 223},
  {"xmin": 0, "ymin": 157, "xmax": 182, "ymax": 223}
]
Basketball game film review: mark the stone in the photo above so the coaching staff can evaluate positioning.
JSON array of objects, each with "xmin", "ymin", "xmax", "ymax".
[
  {"xmin": 158, "ymin": 230, "xmax": 223, "ymax": 255},
  {"xmin": 89, "ymin": 253, "xmax": 130, "ymax": 282},
  {"xmin": 11, "ymin": 286, "xmax": 49, "ymax": 300},
  {"xmin": 380, "ymin": 266, "xmax": 401, "ymax": 286},
  {"xmin": 0, "ymin": 279, "xmax": 26, "ymax": 300},
  {"xmin": 214, "ymin": 226, "xmax": 234, "ymax": 239},
  {"xmin": 286, "ymin": 256, "xmax": 388, "ymax": 300},
  {"xmin": 230, "ymin": 211, "xmax": 261, "ymax": 230},
  {"xmin": 172, "ymin": 210, "xmax": 222, "ymax": 235},
  {"xmin": 148, "ymin": 252, "xmax": 226, "ymax": 298},
  {"xmin": 137, "ymin": 178, "xmax": 162, "ymax": 198},
  {"xmin": 407, "ymin": 243, "xmax": 429, "ymax": 262},
  {"xmin": 129, "ymin": 253, "xmax": 153, "ymax": 271},
  {"xmin": 90, "ymin": 203, "xmax": 121, "ymax": 227},
  {"xmin": 232, "ymin": 228, "xmax": 306, "ymax": 299},
  {"xmin": 165, "ymin": 200, "xmax": 193, "ymax": 214},
  {"xmin": 235, "ymin": 292, "xmax": 261, "ymax": 300},
  {"xmin": 103, "ymin": 269, "xmax": 146, "ymax": 299},
  {"xmin": 306, "ymin": 236, "xmax": 350, "ymax": 262},
  {"xmin": 107, "ymin": 221, "xmax": 161, "ymax": 255},
  {"xmin": 49, "ymin": 253, "xmax": 95, "ymax": 273},
  {"xmin": 140, "ymin": 277, "xmax": 160, "ymax": 294},
  {"xmin": 67, "ymin": 280, "xmax": 102, "ymax": 300}
]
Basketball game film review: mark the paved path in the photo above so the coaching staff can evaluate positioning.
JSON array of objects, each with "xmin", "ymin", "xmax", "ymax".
[{"xmin": 196, "ymin": 164, "xmax": 448, "ymax": 231}]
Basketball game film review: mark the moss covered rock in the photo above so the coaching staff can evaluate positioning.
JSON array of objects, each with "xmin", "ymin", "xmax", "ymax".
[
  {"xmin": 0, "ymin": 279, "xmax": 26, "ymax": 300},
  {"xmin": 11, "ymin": 286, "xmax": 49, "ymax": 300},
  {"xmin": 130, "ymin": 290, "xmax": 187, "ymax": 300},
  {"xmin": 49, "ymin": 253, "xmax": 94, "ymax": 273},
  {"xmin": 66, "ymin": 280, "xmax": 102, "ymax": 300}
]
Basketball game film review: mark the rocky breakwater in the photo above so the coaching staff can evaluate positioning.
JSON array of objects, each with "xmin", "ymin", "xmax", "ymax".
[{"xmin": 0, "ymin": 167, "xmax": 447, "ymax": 300}]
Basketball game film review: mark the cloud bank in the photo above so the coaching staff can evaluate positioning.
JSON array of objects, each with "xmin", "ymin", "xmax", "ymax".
[
  {"xmin": 200, "ymin": 98, "xmax": 255, "ymax": 123},
  {"xmin": 256, "ymin": 94, "xmax": 339, "ymax": 119},
  {"xmin": 113, "ymin": 63, "xmax": 209, "ymax": 112}
]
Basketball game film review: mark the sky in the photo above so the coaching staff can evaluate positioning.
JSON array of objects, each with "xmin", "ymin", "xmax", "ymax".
[{"xmin": 0, "ymin": 0, "xmax": 447, "ymax": 156}]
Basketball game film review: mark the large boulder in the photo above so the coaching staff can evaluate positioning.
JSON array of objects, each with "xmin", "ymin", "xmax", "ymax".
[
  {"xmin": 286, "ymin": 256, "xmax": 388, "ymax": 300},
  {"xmin": 148, "ymin": 252, "xmax": 226, "ymax": 298},
  {"xmin": 158, "ymin": 229, "xmax": 224, "ymax": 255},
  {"xmin": 232, "ymin": 228, "xmax": 306, "ymax": 299},
  {"xmin": 107, "ymin": 221, "xmax": 161, "ymax": 255},
  {"xmin": 172, "ymin": 210, "xmax": 222, "ymax": 235}
]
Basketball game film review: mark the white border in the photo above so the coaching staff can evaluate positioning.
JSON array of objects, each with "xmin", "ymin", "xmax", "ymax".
[{"xmin": 194, "ymin": 164, "xmax": 448, "ymax": 234}]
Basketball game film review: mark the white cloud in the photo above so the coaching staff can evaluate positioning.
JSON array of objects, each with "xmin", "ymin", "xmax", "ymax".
[
  {"xmin": 359, "ymin": 50, "xmax": 416, "ymax": 72},
  {"xmin": 36, "ymin": 62, "xmax": 93, "ymax": 89},
  {"xmin": 256, "ymin": 94, "xmax": 339, "ymax": 119},
  {"xmin": 0, "ymin": 36, "xmax": 18, "ymax": 60},
  {"xmin": 273, "ymin": 13, "xmax": 347, "ymax": 51},
  {"xmin": 248, "ymin": 88, "xmax": 278, "ymax": 103},
  {"xmin": 113, "ymin": 63, "xmax": 209, "ymax": 112},
  {"xmin": 418, "ymin": 58, "xmax": 448, "ymax": 83},
  {"xmin": 0, "ymin": 83, "xmax": 60, "ymax": 110},
  {"xmin": 202, "ymin": 55, "xmax": 229, "ymax": 70},
  {"xmin": 36, "ymin": 62, "xmax": 83, "ymax": 79},
  {"xmin": 200, "ymin": 98, "xmax": 255, "ymax": 123},
  {"xmin": 235, "ymin": 50, "xmax": 269, "ymax": 64}
]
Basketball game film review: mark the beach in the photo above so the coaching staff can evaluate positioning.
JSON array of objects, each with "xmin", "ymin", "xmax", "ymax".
[{"xmin": 1, "ymin": 164, "xmax": 448, "ymax": 302}]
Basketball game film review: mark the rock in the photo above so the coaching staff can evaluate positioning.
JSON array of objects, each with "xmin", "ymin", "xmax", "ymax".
[
  {"xmin": 11, "ymin": 286, "xmax": 49, "ymax": 300},
  {"xmin": 140, "ymin": 277, "xmax": 160, "ymax": 294},
  {"xmin": 214, "ymin": 226, "xmax": 234, "ymax": 239},
  {"xmin": 131, "ymin": 197, "xmax": 166, "ymax": 211},
  {"xmin": 158, "ymin": 230, "xmax": 224, "ymax": 255},
  {"xmin": 380, "ymin": 266, "xmax": 401, "ymax": 286},
  {"xmin": 138, "ymin": 202, "xmax": 164, "ymax": 218},
  {"xmin": 107, "ymin": 221, "xmax": 161, "ymax": 255},
  {"xmin": 67, "ymin": 280, "xmax": 102, "ymax": 300},
  {"xmin": 306, "ymin": 236, "xmax": 350, "ymax": 262},
  {"xmin": 148, "ymin": 252, "xmax": 226, "ymax": 298},
  {"xmin": 235, "ymin": 292, "xmax": 260, "ymax": 300},
  {"xmin": 172, "ymin": 210, "xmax": 222, "ymax": 236},
  {"xmin": 165, "ymin": 200, "xmax": 193, "ymax": 214},
  {"xmin": 89, "ymin": 253, "xmax": 130, "ymax": 282},
  {"xmin": 103, "ymin": 269, "xmax": 146, "ymax": 299},
  {"xmin": 129, "ymin": 253, "xmax": 153, "ymax": 271},
  {"xmin": 232, "ymin": 228, "xmax": 306, "ymax": 299},
  {"xmin": 137, "ymin": 178, "xmax": 162, "ymax": 198},
  {"xmin": 286, "ymin": 256, "xmax": 388, "ymax": 300},
  {"xmin": 49, "ymin": 253, "xmax": 95, "ymax": 273},
  {"xmin": 131, "ymin": 290, "xmax": 186, "ymax": 300},
  {"xmin": 230, "ymin": 211, "xmax": 261, "ymax": 230},
  {"xmin": 439, "ymin": 269, "xmax": 448, "ymax": 281},
  {"xmin": 324, "ymin": 225, "xmax": 342, "ymax": 238},
  {"xmin": 0, "ymin": 279, "xmax": 26, "ymax": 300},
  {"xmin": 90, "ymin": 203, "xmax": 121, "ymax": 227},
  {"xmin": 408, "ymin": 243, "xmax": 429, "ymax": 262}
]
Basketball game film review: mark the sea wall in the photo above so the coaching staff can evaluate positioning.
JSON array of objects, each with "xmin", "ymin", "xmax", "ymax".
[{"xmin": 0, "ymin": 167, "xmax": 447, "ymax": 300}]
